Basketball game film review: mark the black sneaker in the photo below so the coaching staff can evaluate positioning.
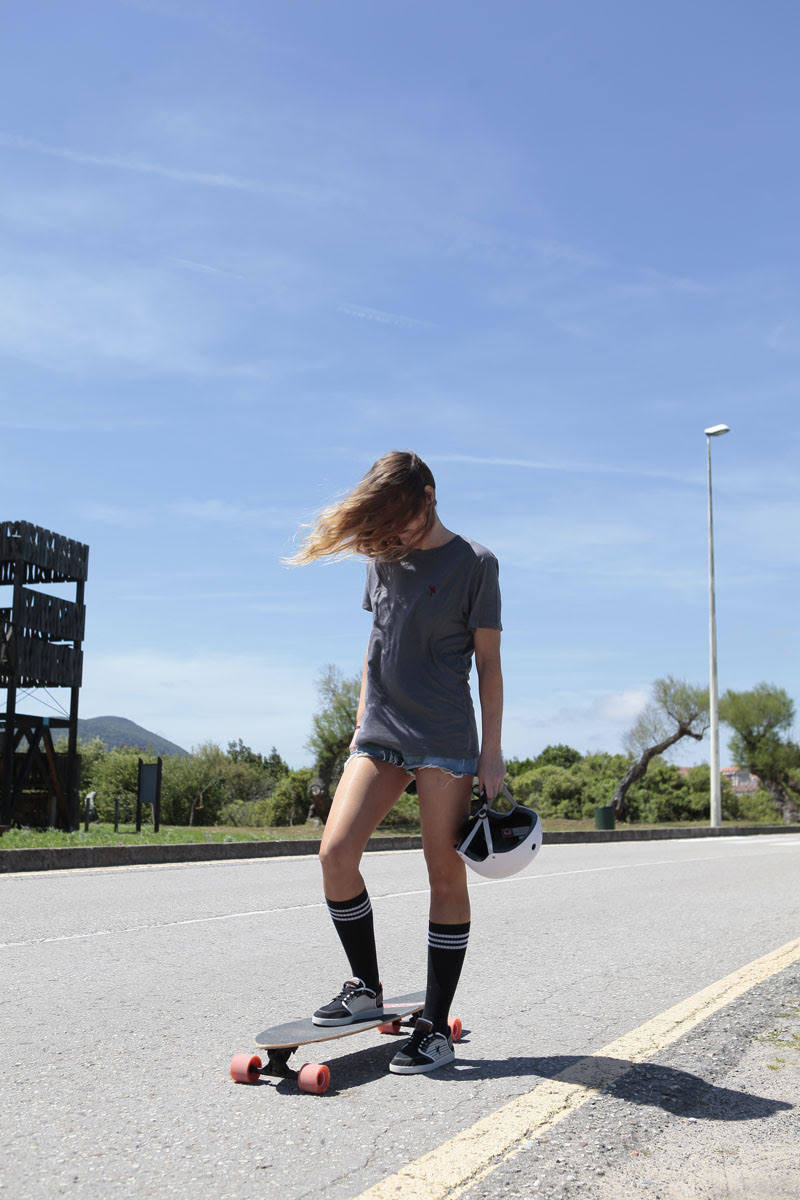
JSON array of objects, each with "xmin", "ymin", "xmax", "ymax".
[
  {"xmin": 312, "ymin": 978, "xmax": 384, "ymax": 1026},
  {"xmin": 389, "ymin": 1017, "xmax": 455, "ymax": 1074}
]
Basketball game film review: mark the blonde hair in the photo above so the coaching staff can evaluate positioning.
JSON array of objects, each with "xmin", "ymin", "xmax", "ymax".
[{"xmin": 288, "ymin": 450, "xmax": 436, "ymax": 564}]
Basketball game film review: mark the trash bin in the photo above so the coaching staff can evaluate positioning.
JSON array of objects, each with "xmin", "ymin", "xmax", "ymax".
[{"xmin": 594, "ymin": 805, "xmax": 615, "ymax": 831}]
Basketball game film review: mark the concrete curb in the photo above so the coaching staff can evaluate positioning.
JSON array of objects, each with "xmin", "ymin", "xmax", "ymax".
[{"xmin": 0, "ymin": 824, "xmax": 797, "ymax": 873}]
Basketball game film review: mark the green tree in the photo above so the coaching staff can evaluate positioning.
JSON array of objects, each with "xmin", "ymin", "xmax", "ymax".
[
  {"xmin": 226, "ymin": 738, "xmax": 263, "ymax": 765},
  {"xmin": 90, "ymin": 747, "xmax": 143, "ymax": 822},
  {"xmin": 534, "ymin": 744, "xmax": 583, "ymax": 770},
  {"xmin": 612, "ymin": 677, "xmax": 709, "ymax": 820},
  {"xmin": 256, "ymin": 767, "xmax": 315, "ymax": 826},
  {"xmin": 573, "ymin": 752, "xmax": 629, "ymax": 813},
  {"xmin": 263, "ymin": 746, "xmax": 290, "ymax": 785},
  {"xmin": 216, "ymin": 744, "xmax": 290, "ymax": 826},
  {"xmin": 505, "ymin": 757, "xmax": 536, "ymax": 779},
  {"xmin": 163, "ymin": 743, "xmax": 229, "ymax": 825},
  {"xmin": 306, "ymin": 664, "xmax": 361, "ymax": 816},
  {"xmin": 719, "ymin": 684, "xmax": 800, "ymax": 824},
  {"xmin": 54, "ymin": 735, "xmax": 108, "ymax": 800}
]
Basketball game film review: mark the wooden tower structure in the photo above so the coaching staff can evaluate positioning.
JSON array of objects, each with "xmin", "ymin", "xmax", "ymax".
[{"xmin": 0, "ymin": 521, "xmax": 89, "ymax": 830}]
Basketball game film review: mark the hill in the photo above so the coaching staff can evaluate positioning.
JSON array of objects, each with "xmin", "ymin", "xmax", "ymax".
[{"xmin": 77, "ymin": 716, "xmax": 189, "ymax": 758}]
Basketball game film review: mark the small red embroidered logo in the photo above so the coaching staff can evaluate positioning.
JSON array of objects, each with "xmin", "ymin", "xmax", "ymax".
[{"xmin": 428, "ymin": 585, "xmax": 437, "ymax": 596}]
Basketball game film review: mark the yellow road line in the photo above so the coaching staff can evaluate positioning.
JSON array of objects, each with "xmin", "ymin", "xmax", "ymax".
[{"xmin": 354, "ymin": 935, "xmax": 800, "ymax": 1200}]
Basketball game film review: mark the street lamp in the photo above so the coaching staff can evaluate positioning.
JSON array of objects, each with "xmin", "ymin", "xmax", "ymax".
[{"xmin": 705, "ymin": 423, "xmax": 730, "ymax": 827}]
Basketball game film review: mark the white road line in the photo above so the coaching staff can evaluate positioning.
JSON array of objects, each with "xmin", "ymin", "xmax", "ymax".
[{"xmin": 1, "ymin": 843, "xmax": 797, "ymax": 950}]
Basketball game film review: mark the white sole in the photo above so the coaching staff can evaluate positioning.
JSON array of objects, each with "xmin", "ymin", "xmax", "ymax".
[
  {"xmin": 312, "ymin": 1007, "xmax": 384, "ymax": 1027},
  {"xmin": 389, "ymin": 1049, "xmax": 455, "ymax": 1074}
]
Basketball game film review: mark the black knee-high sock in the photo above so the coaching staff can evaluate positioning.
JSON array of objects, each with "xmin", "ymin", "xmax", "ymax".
[
  {"xmin": 423, "ymin": 921, "xmax": 470, "ymax": 1034},
  {"xmin": 325, "ymin": 889, "xmax": 380, "ymax": 993}
]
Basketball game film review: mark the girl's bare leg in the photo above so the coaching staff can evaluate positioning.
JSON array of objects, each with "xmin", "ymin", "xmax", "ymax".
[
  {"xmin": 416, "ymin": 768, "xmax": 473, "ymax": 924},
  {"xmin": 319, "ymin": 753, "xmax": 411, "ymax": 901},
  {"xmin": 414, "ymin": 768, "xmax": 473, "ymax": 1035}
]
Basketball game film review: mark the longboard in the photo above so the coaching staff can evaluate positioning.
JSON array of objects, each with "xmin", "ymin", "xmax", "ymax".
[{"xmin": 230, "ymin": 991, "xmax": 462, "ymax": 1093}]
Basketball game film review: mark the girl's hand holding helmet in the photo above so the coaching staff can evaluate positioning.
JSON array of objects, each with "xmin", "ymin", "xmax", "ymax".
[
  {"xmin": 456, "ymin": 782, "xmax": 543, "ymax": 879},
  {"xmin": 477, "ymin": 749, "xmax": 506, "ymax": 800}
]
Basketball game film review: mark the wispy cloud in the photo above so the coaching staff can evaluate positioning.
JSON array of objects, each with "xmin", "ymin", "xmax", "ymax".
[
  {"xmin": 765, "ymin": 320, "xmax": 800, "ymax": 352},
  {"xmin": 0, "ymin": 131, "xmax": 269, "ymax": 192},
  {"xmin": 79, "ymin": 499, "xmax": 293, "ymax": 529},
  {"xmin": 614, "ymin": 268, "xmax": 717, "ymax": 297},
  {"xmin": 78, "ymin": 504, "xmax": 153, "ymax": 529},
  {"xmin": 115, "ymin": 0, "xmax": 257, "ymax": 40},
  {"xmin": 170, "ymin": 499, "xmax": 289, "ymax": 527},
  {"xmin": 337, "ymin": 302, "xmax": 433, "ymax": 330},
  {"xmin": 767, "ymin": 321, "xmax": 788, "ymax": 348},
  {"xmin": 504, "ymin": 686, "xmax": 652, "ymax": 758},
  {"xmin": 0, "ymin": 263, "xmax": 205, "ymax": 373},
  {"xmin": 489, "ymin": 514, "xmax": 651, "ymax": 571},
  {"xmin": 117, "ymin": 0, "xmax": 208, "ymax": 17},
  {"xmin": 0, "ymin": 257, "xmax": 296, "ymax": 379},
  {"xmin": 529, "ymin": 238, "xmax": 607, "ymax": 269},
  {"xmin": 171, "ymin": 257, "xmax": 247, "ymax": 281},
  {"xmin": 436, "ymin": 452, "xmax": 698, "ymax": 485},
  {"xmin": 0, "ymin": 131, "xmax": 345, "ymax": 207},
  {"xmin": 81, "ymin": 649, "xmax": 317, "ymax": 764},
  {"xmin": 0, "ymin": 414, "xmax": 164, "ymax": 433},
  {"xmin": 0, "ymin": 185, "xmax": 119, "ymax": 232},
  {"xmin": 441, "ymin": 218, "xmax": 607, "ymax": 273}
]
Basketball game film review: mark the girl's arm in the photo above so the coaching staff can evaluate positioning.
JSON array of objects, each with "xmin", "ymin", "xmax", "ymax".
[
  {"xmin": 474, "ymin": 627, "xmax": 505, "ymax": 799},
  {"xmin": 350, "ymin": 648, "xmax": 369, "ymax": 751}
]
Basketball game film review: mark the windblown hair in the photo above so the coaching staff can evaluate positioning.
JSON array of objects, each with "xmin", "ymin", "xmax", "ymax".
[{"xmin": 288, "ymin": 451, "xmax": 436, "ymax": 563}]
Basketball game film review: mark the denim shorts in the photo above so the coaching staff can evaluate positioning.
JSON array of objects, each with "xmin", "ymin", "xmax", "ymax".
[{"xmin": 351, "ymin": 740, "xmax": 477, "ymax": 779}]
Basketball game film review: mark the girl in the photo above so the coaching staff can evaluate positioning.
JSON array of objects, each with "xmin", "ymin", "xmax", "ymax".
[{"xmin": 290, "ymin": 450, "xmax": 503, "ymax": 1073}]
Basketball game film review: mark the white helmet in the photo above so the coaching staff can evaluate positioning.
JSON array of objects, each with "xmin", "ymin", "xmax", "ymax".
[{"xmin": 456, "ymin": 784, "xmax": 543, "ymax": 879}]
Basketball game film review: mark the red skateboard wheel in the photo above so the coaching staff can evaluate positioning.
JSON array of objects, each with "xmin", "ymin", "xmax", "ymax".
[
  {"xmin": 230, "ymin": 1053, "xmax": 262, "ymax": 1084},
  {"xmin": 448, "ymin": 1017, "xmax": 463, "ymax": 1043},
  {"xmin": 379, "ymin": 1019, "xmax": 404, "ymax": 1034},
  {"xmin": 297, "ymin": 1063, "xmax": 331, "ymax": 1094}
]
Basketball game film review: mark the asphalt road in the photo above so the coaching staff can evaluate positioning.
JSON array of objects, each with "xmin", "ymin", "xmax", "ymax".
[{"xmin": 2, "ymin": 834, "xmax": 799, "ymax": 1200}]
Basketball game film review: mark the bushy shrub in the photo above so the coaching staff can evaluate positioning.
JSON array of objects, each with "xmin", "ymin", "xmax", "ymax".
[
  {"xmin": 509, "ymin": 765, "xmax": 583, "ymax": 817},
  {"xmin": 255, "ymin": 768, "xmax": 314, "ymax": 826},
  {"xmin": 540, "ymin": 767, "xmax": 585, "ymax": 818},
  {"xmin": 217, "ymin": 799, "xmax": 268, "ymax": 828},
  {"xmin": 534, "ymin": 744, "xmax": 584, "ymax": 770},
  {"xmin": 625, "ymin": 760, "xmax": 685, "ymax": 822},
  {"xmin": 507, "ymin": 745, "xmax": 583, "ymax": 778},
  {"xmin": 510, "ymin": 768, "xmax": 546, "ymax": 806},
  {"xmin": 160, "ymin": 745, "xmax": 229, "ymax": 825},
  {"xmin": 90, "ymin": 748, "xmax": 141, "ymax": 823},
  {"xmin": 378, "ymin": 791, "xmax": 420, "ymax": 830},
  {"xmin": 505, "ymin": 757, "xmax": 536, "ymax": 779},
  {"xmin": 623, "ymin": 760, "xmax": 738, "ymax": 823},
  {"xmin": 683, "ymin": 764, "xmax": 739, "ymax": 821},
  {"xmin": 572, "ymin": 753, "xmax": 629, "ymax": 811},
  {"xmin": 735, "ymin": 789, "xmax": 781, "ymax": 823},
  {"xmin": 508, "ymin": 752, "xmax": 745, "ymax": 825}
]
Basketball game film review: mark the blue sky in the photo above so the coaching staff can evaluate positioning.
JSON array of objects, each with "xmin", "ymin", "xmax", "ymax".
[{"xmin": 2, "ymin": 0, "xmax": 798, "ymax": 768}]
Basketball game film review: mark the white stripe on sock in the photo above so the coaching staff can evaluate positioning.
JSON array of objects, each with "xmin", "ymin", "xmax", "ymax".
[
  {"xmin": 328, "ymin": 898, "xmax": 372, "ymax": 922},
  {"xmin": 429, "ymin": 933, "xmax": 470, "ymax": 950}
]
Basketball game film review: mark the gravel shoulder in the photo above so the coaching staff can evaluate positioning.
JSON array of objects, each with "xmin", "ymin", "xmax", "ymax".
[{"xmin": 460, "ymin": 962, "xmax": 800, "ymax": 1200}]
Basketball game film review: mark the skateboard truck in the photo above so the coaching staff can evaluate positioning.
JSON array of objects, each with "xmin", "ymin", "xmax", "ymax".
[{"xmin": 230, "ymin": 1048, "xmax": 332, "ymax": 1093}]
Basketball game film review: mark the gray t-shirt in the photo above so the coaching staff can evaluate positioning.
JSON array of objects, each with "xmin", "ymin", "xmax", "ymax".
[{"xmin": 358, "ymin": 534, "xmax": 502, "ymax": 758}]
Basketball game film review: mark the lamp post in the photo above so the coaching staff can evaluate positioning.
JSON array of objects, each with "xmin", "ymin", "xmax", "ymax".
[{"xmin": 705, "ymin": 424, "xmax": 730, "ymax": 828}]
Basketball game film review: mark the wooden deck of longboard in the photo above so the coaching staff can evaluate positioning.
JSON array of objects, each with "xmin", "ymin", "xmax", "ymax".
[{"xmin": 254, "ymin": 991, "xmax": 425, "ymax": 1050}]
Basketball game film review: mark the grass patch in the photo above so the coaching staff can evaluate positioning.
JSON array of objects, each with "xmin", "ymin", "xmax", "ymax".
[
  {"xmin": 0, "ymin": 823, "xmax": 324, "ymax": 849},
  {"xmin": 757, "ymin": 1029, "xmax": 800, "ymax": 1054},
  {"xmin": 0, "ymin": 816, "xmax": 764, "ymax": 850},
  {"xmin": 756, "ymin": 1002, "xmax": 800, "ymax": 1070}
]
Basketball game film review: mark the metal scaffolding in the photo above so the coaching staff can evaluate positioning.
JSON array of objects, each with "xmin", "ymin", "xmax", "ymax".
[{"xmin": 1, "ymin": 521, "xmax": 89, "ymax": 830}]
